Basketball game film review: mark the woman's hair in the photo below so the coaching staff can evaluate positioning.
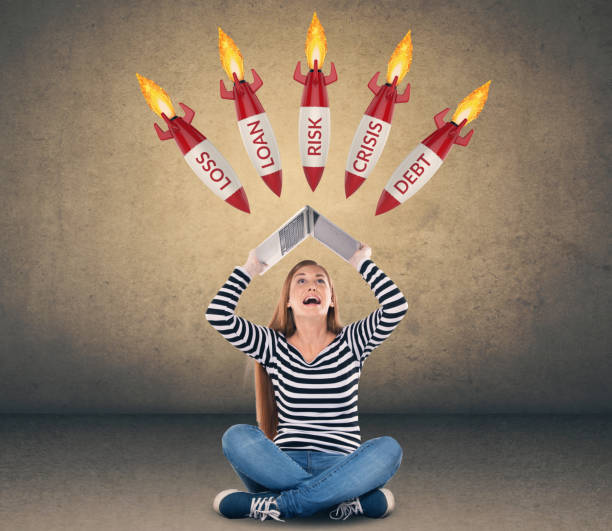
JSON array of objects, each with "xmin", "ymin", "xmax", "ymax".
[{"xmin": 255, "ymin": 260, "xmax": 342, "ymax": 440}]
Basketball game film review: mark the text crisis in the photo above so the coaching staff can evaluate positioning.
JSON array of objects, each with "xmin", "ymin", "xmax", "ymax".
[{"xmin": 352, "ymin": 120, "xmax": 384, "ymax": 173}]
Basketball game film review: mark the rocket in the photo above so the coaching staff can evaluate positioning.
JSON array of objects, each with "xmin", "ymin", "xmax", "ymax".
[
  {"xmin": 375, "ymin": 81, "xmax": 491, "ymax": 215},
  {"xmin": 293, "ymin": 12, "xmax": 337, "ymax": 191},
  {"xmin": 136, "ymin": 73, "xmax": 250, "ymax": 214},
  {"xmin": 344, "ymin": 31, "xmax": 412, "ymax": 198},
  {"xmin": 218, "ymin": 28, "xmax": 282, "ymax": 197}
]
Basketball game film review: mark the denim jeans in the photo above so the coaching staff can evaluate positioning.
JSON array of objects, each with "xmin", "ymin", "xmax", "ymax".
[{"xmin": 221, "ymin": 424, "xmax": 402, "ymax": 519}]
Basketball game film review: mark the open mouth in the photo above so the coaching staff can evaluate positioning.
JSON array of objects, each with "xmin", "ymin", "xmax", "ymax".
[{"xmin": 302, "ymin": 295, "xmax": 321, "ymax": 305}]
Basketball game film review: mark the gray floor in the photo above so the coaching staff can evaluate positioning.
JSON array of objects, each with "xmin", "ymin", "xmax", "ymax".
[{"xmin": 1, "ymin": 415, "xmax": 611, "ymax": 531}]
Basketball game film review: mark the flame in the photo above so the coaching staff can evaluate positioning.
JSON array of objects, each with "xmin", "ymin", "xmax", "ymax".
[
  {"xmin": 218, "ymin": 27, "xmax": 244, "ymax": 81},
  {"xmin": 305, "ymin": 12, "xmax": 327, "ymax": 70},
  {"xmin": 451, "ymin": 80, "xmax": 491, "ymax": 124},
  {"xmin": 386, "ymin": 31, "xmax": 412, "ymax": 84},
  {"xmin": 136, "ymin": 73, "xmax": 175, "ymax": 118}
]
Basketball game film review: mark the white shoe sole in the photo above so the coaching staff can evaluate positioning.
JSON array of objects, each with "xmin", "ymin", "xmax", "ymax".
[
  {"xmin": 380, "ymin": 488, "xmax": 395, "ymax": 518},
  {"xmin": 213, "ymin": 489, "xmax": 239, "ymax": 515}
]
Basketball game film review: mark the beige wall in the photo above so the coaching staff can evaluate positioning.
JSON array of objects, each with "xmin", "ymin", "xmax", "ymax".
[{"xmin": 1, "ymin": 0, "xmax": 610, "ymax": 413}]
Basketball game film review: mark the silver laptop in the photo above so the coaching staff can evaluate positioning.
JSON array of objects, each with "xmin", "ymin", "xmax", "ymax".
[{"xmin": 255, "ymin": 206, "xmax": 359, "ymax": 273}]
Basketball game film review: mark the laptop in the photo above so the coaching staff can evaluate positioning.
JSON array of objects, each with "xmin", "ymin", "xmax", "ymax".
[{"xmin": 255, "ymin": 206, "xmax": 359, "ymax": 273}]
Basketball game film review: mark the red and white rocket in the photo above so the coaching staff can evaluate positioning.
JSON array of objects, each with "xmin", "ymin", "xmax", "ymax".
[
  {"xmin": 375, "ymin": 81, "xmax": 491, "ymax": 215},
  {"xmin": 293, "ymin": 12, "xmax": 337, "ymax": 191},
  {"xmin": 218, "ymin": 28, "xmax": 282, "ymax": 197},
  {"xmin": 345, "ymin": 31, "xmax": 413, "ymax": 198},
  {"xmin": 136, "ymin": 73, "xmax": 250, "ymax": 214}
]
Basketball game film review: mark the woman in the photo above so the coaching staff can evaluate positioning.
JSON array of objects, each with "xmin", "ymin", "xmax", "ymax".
[{"xmin": 205, "ymin": 243, "xmax": 408, "ymax": 521}]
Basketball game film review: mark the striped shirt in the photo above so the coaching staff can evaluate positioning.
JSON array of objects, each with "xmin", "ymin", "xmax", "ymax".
[{"xmin": 206, "ymin": 259, "xmax": 408, "ymax": 455}]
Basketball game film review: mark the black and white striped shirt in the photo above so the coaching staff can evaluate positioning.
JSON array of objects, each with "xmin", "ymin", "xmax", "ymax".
[{"xmin": 206, "ymin": 259, "xmax": 408, "ymax": 455}]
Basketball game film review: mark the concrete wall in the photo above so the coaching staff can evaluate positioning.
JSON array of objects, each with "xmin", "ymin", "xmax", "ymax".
[{"xmin": 1, "ymin": 0, "xmax": 610, "ymax": 413}]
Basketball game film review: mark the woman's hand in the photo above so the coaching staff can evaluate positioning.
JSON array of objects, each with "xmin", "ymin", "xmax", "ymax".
[
  {"xmin": 242, "ymin": 249, "xmax": 267, "ymax": 277},
  {"xmin": 349, "ymin": 242, "xmax": 372, "ymax": 270}
]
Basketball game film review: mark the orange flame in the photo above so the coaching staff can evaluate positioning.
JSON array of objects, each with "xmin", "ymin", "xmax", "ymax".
[
  {"xmin": 386, "ymin": 31, "xmax": 412, "ymax": 84},
  {"xmin": 305, "ymin": 12, "xmax": 327, "ymax": 70},
  {"xmin": 452, "ymin": 81, "xmax": 491, "ymax": 124},
  {"xmin": 136, "ymin": 73, "xmax": 175, "ymax": 118},
  {"xmin": 218, "ymin": 27, "xmax": 244, "ymax": 81}
]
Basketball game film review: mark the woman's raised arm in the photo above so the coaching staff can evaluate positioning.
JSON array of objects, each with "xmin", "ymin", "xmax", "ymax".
[
  {"xmin": 205, "ymin": 250, "xmax": 275, "ymax": 366},
  {"xmin": 345, "ymin": 245, "xmax": 408, "ymax": 365}
]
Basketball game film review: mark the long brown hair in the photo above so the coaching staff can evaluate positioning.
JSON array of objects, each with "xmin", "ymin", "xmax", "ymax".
[{"xmin": 255, "ymin": 260, "xmax": 342, "ymax": 440}]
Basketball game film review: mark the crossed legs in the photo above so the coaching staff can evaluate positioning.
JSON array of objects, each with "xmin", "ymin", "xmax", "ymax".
[{"xmin": 221, "ymin": 424, "xmax": 402, "ymax": 519}]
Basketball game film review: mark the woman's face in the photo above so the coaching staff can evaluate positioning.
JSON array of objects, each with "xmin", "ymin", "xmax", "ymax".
[{"xmin": 287, "ymin": 265, "xmax": 333, "ymax": 319}]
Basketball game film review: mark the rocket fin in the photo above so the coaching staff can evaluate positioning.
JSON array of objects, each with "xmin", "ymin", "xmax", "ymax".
[
  {"xmin": 396, "ymin": 83, "xmax": 411, "ymax": 103},
  {"xmin": 294, "ymin": 61, "xmax": 307, "ymax": 84},
  {"xmin": 324, "ymin": 62, "xmax": 338, "ymax": 85},
  {"xmin": 434, "ymin": 108, "xmax": 450, "ymax": 129},
  {"xmin": 367, "ymin": 72, "xmax": 382, "ymax": 95},
  {"xmin": 455, "ymin": 128, "xmax": 474, "ymax": 147},
  {"xmin": 154, "ymin": 123, "xmax": 172, "ymax": 140},
  {"xmin": 178, "ymin": 103, "xmax": 195, "ymax": 124},
  {"xmin": 220, "ymin": 80, "xmax": 235, "ymax": 100},
  {"xmin": 250, "ymin": 69, "xmax": 263, "ymax": 93}
]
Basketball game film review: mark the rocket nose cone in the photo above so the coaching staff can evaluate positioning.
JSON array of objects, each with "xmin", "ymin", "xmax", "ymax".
[
  {"xmin": 345, "ymin": 171, "xmax": 366, "ymax": 198},
  {"xmin": 304, "ymin": 167, "xmax": 324, "ymax": 191},
  {"xmin": 375, "ymin": 190, "xmax": 400, "ymax": 216},
  {"xmin": 261, "ymin": 170, "xmax": 282, "ymax": 197},
  {"xmin": 225, "ymin": 187, "xmax": 251, "ymax": 213}
]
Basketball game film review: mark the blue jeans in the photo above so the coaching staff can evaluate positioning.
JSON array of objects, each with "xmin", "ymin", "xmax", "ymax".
[{"xmin": 221, "ymin": 424, "xmax": 403, "ymax": 519}]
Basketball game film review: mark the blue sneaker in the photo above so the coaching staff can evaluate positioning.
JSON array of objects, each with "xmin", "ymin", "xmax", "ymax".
[
  {"xmin": 213, "ymin": 489, "xmax": 284, "ymax": 521},
  {"xmin": 329, "ymin": 488, "xmax": 395, "ymax": 520}
]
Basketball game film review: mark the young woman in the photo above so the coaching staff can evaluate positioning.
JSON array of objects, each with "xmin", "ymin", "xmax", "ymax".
[{"xmin": 205, "ymin": 244, "xmax": 408, "ymax": 522}]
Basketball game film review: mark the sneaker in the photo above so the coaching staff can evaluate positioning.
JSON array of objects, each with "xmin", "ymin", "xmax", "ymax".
[
  {"xmin": 213, "ymin": 489, "xmax": 284, "ymax": 521},
  {"xmin": 329, "ymin": 488, "xmax": 395, "ymax": 520}
]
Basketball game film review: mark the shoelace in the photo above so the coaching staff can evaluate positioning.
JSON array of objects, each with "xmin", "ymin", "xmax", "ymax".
[
  {"xmin": 249, "ymin": 496, "xmax": 285, "ymax": 522},
  {"xmin": 329, "ymin": 498, "xmax": 364, "ymax": 520}
]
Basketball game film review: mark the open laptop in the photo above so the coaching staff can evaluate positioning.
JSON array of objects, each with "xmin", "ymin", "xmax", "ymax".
[{"xmin": 255, "ymin": 206, "xmax": 359, "ymax": 273}]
